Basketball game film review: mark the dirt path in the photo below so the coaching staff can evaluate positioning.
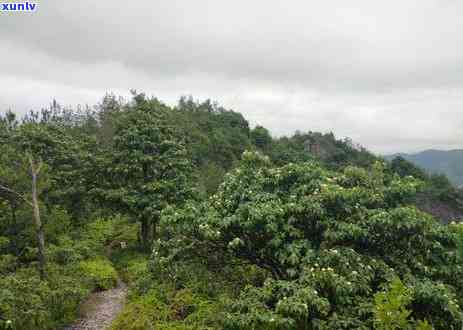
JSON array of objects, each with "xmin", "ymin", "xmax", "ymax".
[{"xmin": 64, "ymin": 280, "xmax": 127, "ymax": 330}]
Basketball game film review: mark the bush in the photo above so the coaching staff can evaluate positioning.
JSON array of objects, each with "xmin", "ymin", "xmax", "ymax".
[
  {"xmin": 78, "ymin": 258, "xmax": 118, "ymax": 290},
  {"xmin": 374, "ymin": 278, "xmax": 433, "ymax": 330},
  {"xmin": 0, "ymin": 215, "xmax": 136, "ymax": 329},
  {"xmin": 110, "ymin": 286, "xmax": 221, "ymax": 330},
  {"xmin": 0, "ymin": 237, "xmax": 9, "ymax": 251},
  {"xmin": 47, "ymin": 236, "xmax": 84, "ymax": 265},
  {"xmin": 110, "ymin": 288, "xmax": 169, "ymax": 330},
  {"xmin": 0, "ymin": 254, "xmax": 17, "ymax": 274},
  {"xmin": 0, "ymin": 215, "xmax": 134, "ymax": 329},
  {"xmin": 111, "ymin": 256, "xmax": 227, "ymax": 330},
  {"xmin": 450, "ymin": 222, "xmax": 463, "ymax": 261},
  {"xmin": 0, "ymin": 264, "xmax": 90, "ymax": 330},
  {"xmin": 155, "ymin": 152, "xmax": 463, "ymax": 329},
  {"xmin": 111, "ymin": 248, "xmax": 149, "ymax": 285}
]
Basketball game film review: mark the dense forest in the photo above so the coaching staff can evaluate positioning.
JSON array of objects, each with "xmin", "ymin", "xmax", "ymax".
[{"xmin": 1, "ymin": 92, "xmax": 463, "ymax": 330}]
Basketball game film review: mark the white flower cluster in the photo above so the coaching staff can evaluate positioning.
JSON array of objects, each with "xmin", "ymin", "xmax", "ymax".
[
  {"xmin": 198, "ymin": 223, "xmax": 221, "ymax": 238},
  {"xmin": 450, "ymin": 221, "xmax": 463, "ymax": 226},
  {"xmin": 449, "ymin": 299, "xmax": 460, "ymax": 309},
  {"xmin": 320, "ymin": 267, "xmax": 334, "ymax": 272},
  {"xmin": 228, "ymin": 237, "xmax": 244, "ymax": 249},
  {"xmin": 199, "ymin": 223, "xmax": 209, "ymax": 230}
]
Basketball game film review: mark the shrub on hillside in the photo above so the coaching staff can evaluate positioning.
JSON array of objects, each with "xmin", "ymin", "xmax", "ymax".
[
  {"xmin": 110, "ymin": 286, "xmax": 221, "ymax": 330},
  {"xmin": 0, "ymin": 216, "xmax": 131, "ymax": 330},
  {"xmin": 155, "ymin": 151, "xmax": 463, "ymax": 329},
  {"xmin": 78, "ymin": 258, "xmax": 118, "ymax": 290},
  {"xmin": 0, "ymin": 265, "xmax": 90, "ymax": 330}
]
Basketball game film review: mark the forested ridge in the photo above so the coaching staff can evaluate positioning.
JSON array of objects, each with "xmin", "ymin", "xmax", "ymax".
[
  {"xmin": 1, "ymin": 92, "xmax": 463, "ymax": 330},
  {"xmin": 386, "ymin": 150, "xmax": 463, "ymax": 189}
]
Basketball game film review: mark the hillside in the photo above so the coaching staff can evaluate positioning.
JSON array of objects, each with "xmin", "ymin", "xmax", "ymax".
[
  {"xmin": 1, "ymin": 94, "xmax": 463, "ymax": 330},
  {"xmin": 387, "ymin": 149, "xmax": 463, "ymax": 188}
]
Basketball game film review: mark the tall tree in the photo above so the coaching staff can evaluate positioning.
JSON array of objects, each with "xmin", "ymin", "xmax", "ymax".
[
  {"xmin": 101, "ymin": 93, "xmax": 193, "ymax": 250},
  {"xmin": 0, "ymin": 123, "xmax": 51, "ymax": 278},
  {"xmin": 0, "ymin": 114, "xmax": 86, "ymax": 278}
]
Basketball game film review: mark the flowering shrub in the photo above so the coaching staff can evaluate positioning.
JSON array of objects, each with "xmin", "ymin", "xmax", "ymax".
[{"xmin": 155, "ymin": 152, "xmax": 463, "ymax": 329}]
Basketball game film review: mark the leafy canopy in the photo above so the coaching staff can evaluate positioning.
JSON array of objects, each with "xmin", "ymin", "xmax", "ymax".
[{"xmin": 156, "ymin": 152, "xmax": 463, "ymax": 329}]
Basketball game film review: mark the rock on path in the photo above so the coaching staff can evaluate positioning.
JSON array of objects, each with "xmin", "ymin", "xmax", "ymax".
[{"xmin": 64, "ymin": 280, "xmax": 127, "ymax": 330}]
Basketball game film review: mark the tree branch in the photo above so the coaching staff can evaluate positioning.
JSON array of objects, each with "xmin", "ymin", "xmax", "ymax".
[{"xmin": 0, "ymin": 183, "xmax": 32, "ymax": 207}]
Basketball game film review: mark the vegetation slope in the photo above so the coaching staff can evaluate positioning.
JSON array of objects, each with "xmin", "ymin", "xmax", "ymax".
[{"xmin": 0, "ymin": 93, "xmax": 462, "ymax": 330}]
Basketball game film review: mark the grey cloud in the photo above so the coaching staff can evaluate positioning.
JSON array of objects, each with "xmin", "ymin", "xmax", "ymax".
[{"xmin": 0, "ymin": 0, "xmax": 462, "ymax": 153}]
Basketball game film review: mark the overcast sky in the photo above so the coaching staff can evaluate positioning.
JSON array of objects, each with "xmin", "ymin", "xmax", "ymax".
[{"xmin": 1, "ymin": 0, "xmax": 462, "ymax": 154}]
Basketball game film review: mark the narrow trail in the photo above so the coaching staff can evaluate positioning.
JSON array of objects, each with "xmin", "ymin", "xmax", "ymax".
[{"xmin": 64, "ymin": 280, "xmax": 127, "ymax": 330}]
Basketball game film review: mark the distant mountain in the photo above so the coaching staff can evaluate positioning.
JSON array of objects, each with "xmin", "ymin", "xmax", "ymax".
[{"xmin": 386, "ymin": 149, "xmax": 463, "ymax": 188}]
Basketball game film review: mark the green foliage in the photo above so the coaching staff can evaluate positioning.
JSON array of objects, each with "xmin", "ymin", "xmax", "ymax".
[
  {"xmin": 268, "ymin": 136, "xmax": 313, "ymax": 166},
  {"xmin": 268, "ymin": 131, "xmax": 377, "ymax": 170},
  {"xmin": 43, "ymin": 207, "xmax": 72, "ymax": 243},
  {"xmin": 80, "ymin": 216, "xmax": 136, "ymax": 255},
  {"xmin": 98, "ymin": 93, "xmax": 194, "ymax": 249},
  {"xmin": 78, "ymin": 257, "xmax": 118, "ymax": 290},
  {"xmin": 450, "ymin": 222, "xmax": 463, "ymax": 261},
  {"xmin": 390, "ymin": 156, "xmax": 427, "ymax": 181},
  {"xmin": 197, "ymin": 161, "xmax": 227, "ymax": 195},
  {"xmin": 111, "ymin": 248, "xmax": 150, "ymax": 285},
  {"xmin": 427, "ymin": 173, "xmax": 461, "ymax": 202},
  {"xmin": 0, "ymin": 237, "xmax": 10, "ymax": 251},
  {"xmin": 111, "ymin": 286, "xmax": 222, "ymax": 330},
  {"xmin": 0, "ymin": 254, "xmax": 17, "ymax": 274},
  {"xmin": 251, "ymin": 126, "xmax": 272, "ymax": 151},
  {"xmin": 374, "ymin": 277, "xmax": 452, "ymax": 330},
  {"xmin": 0, "ymin": 216, "xmax": 129, "ymax": 329},
  {"xmin": 156, "ymin": 151, "xmax": 463, "ymax": 329},
  {"xmin": 389, "ymin": 156, "xmax": 463, "ymax": 221},
  {"xmin": 0, "ymin": 265, "xmax": 91, "ymax": 330},
  {"xmin": 46, "ymin": 216, "xmax": 135, "ymax": 265},
  {"xmin": 173, "ymin": 97, "xmax": 254, "ymax": 194},
  {"xmin": 415, "ymin": 321, "xmax": 434, "ymax": 330},
  {"xmin": 2, "ymin": 94, "xmax": 463, "ymax": 330},
  {"xmin": 111, "ymin": 247, "xmax": 251, "ymax": 330},
  {"xmin": 388, "ymin": 150, "xmax": 463, "ymax": 188},
  {"xmin": 175, "ymin": 97, "xmax": 252, "ymax": 170},
  {"xmin": 374, "ymin": 278, "xmax": 416, "ymax": 329},
  {"xmin": 390, "ymin": 156, "xmax": 427, "ymax": 180}
]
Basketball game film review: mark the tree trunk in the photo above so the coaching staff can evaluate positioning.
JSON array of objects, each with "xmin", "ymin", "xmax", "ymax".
[
  {"xmin": 30, "ymin": 158, "xmax": 46, "ymax": 280},
  {"xmin": 140, "ymin": 218, "xmax": 152, "ymax": 252}
]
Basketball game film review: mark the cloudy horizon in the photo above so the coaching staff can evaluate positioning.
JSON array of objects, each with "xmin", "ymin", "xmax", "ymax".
[{"xmin": 1, "ymin": 0, "xmax": 462, "ymax": 154}]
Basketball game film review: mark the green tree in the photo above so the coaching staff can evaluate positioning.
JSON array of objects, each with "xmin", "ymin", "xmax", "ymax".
[
  {"xmin": 0, "ymin": 123, "xmax": 52, "ymax": 278},
  {"xmin": 100, "ymin": 93, "xmax": 193, "ymax": 250},
  {"xmin": 156, "ymin": 151, "xmax": 463, "ymax": 329},
  {"xmin": 390, "ymin": 156, "xmax": 427, "ymax": 181},
  {"xmin": 0, "ymin": 110, "xmax": 94, "ymax": 278},
  {"xmin": 251, "ymin": 125, "xmax": 272, "ymax": 151}
]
